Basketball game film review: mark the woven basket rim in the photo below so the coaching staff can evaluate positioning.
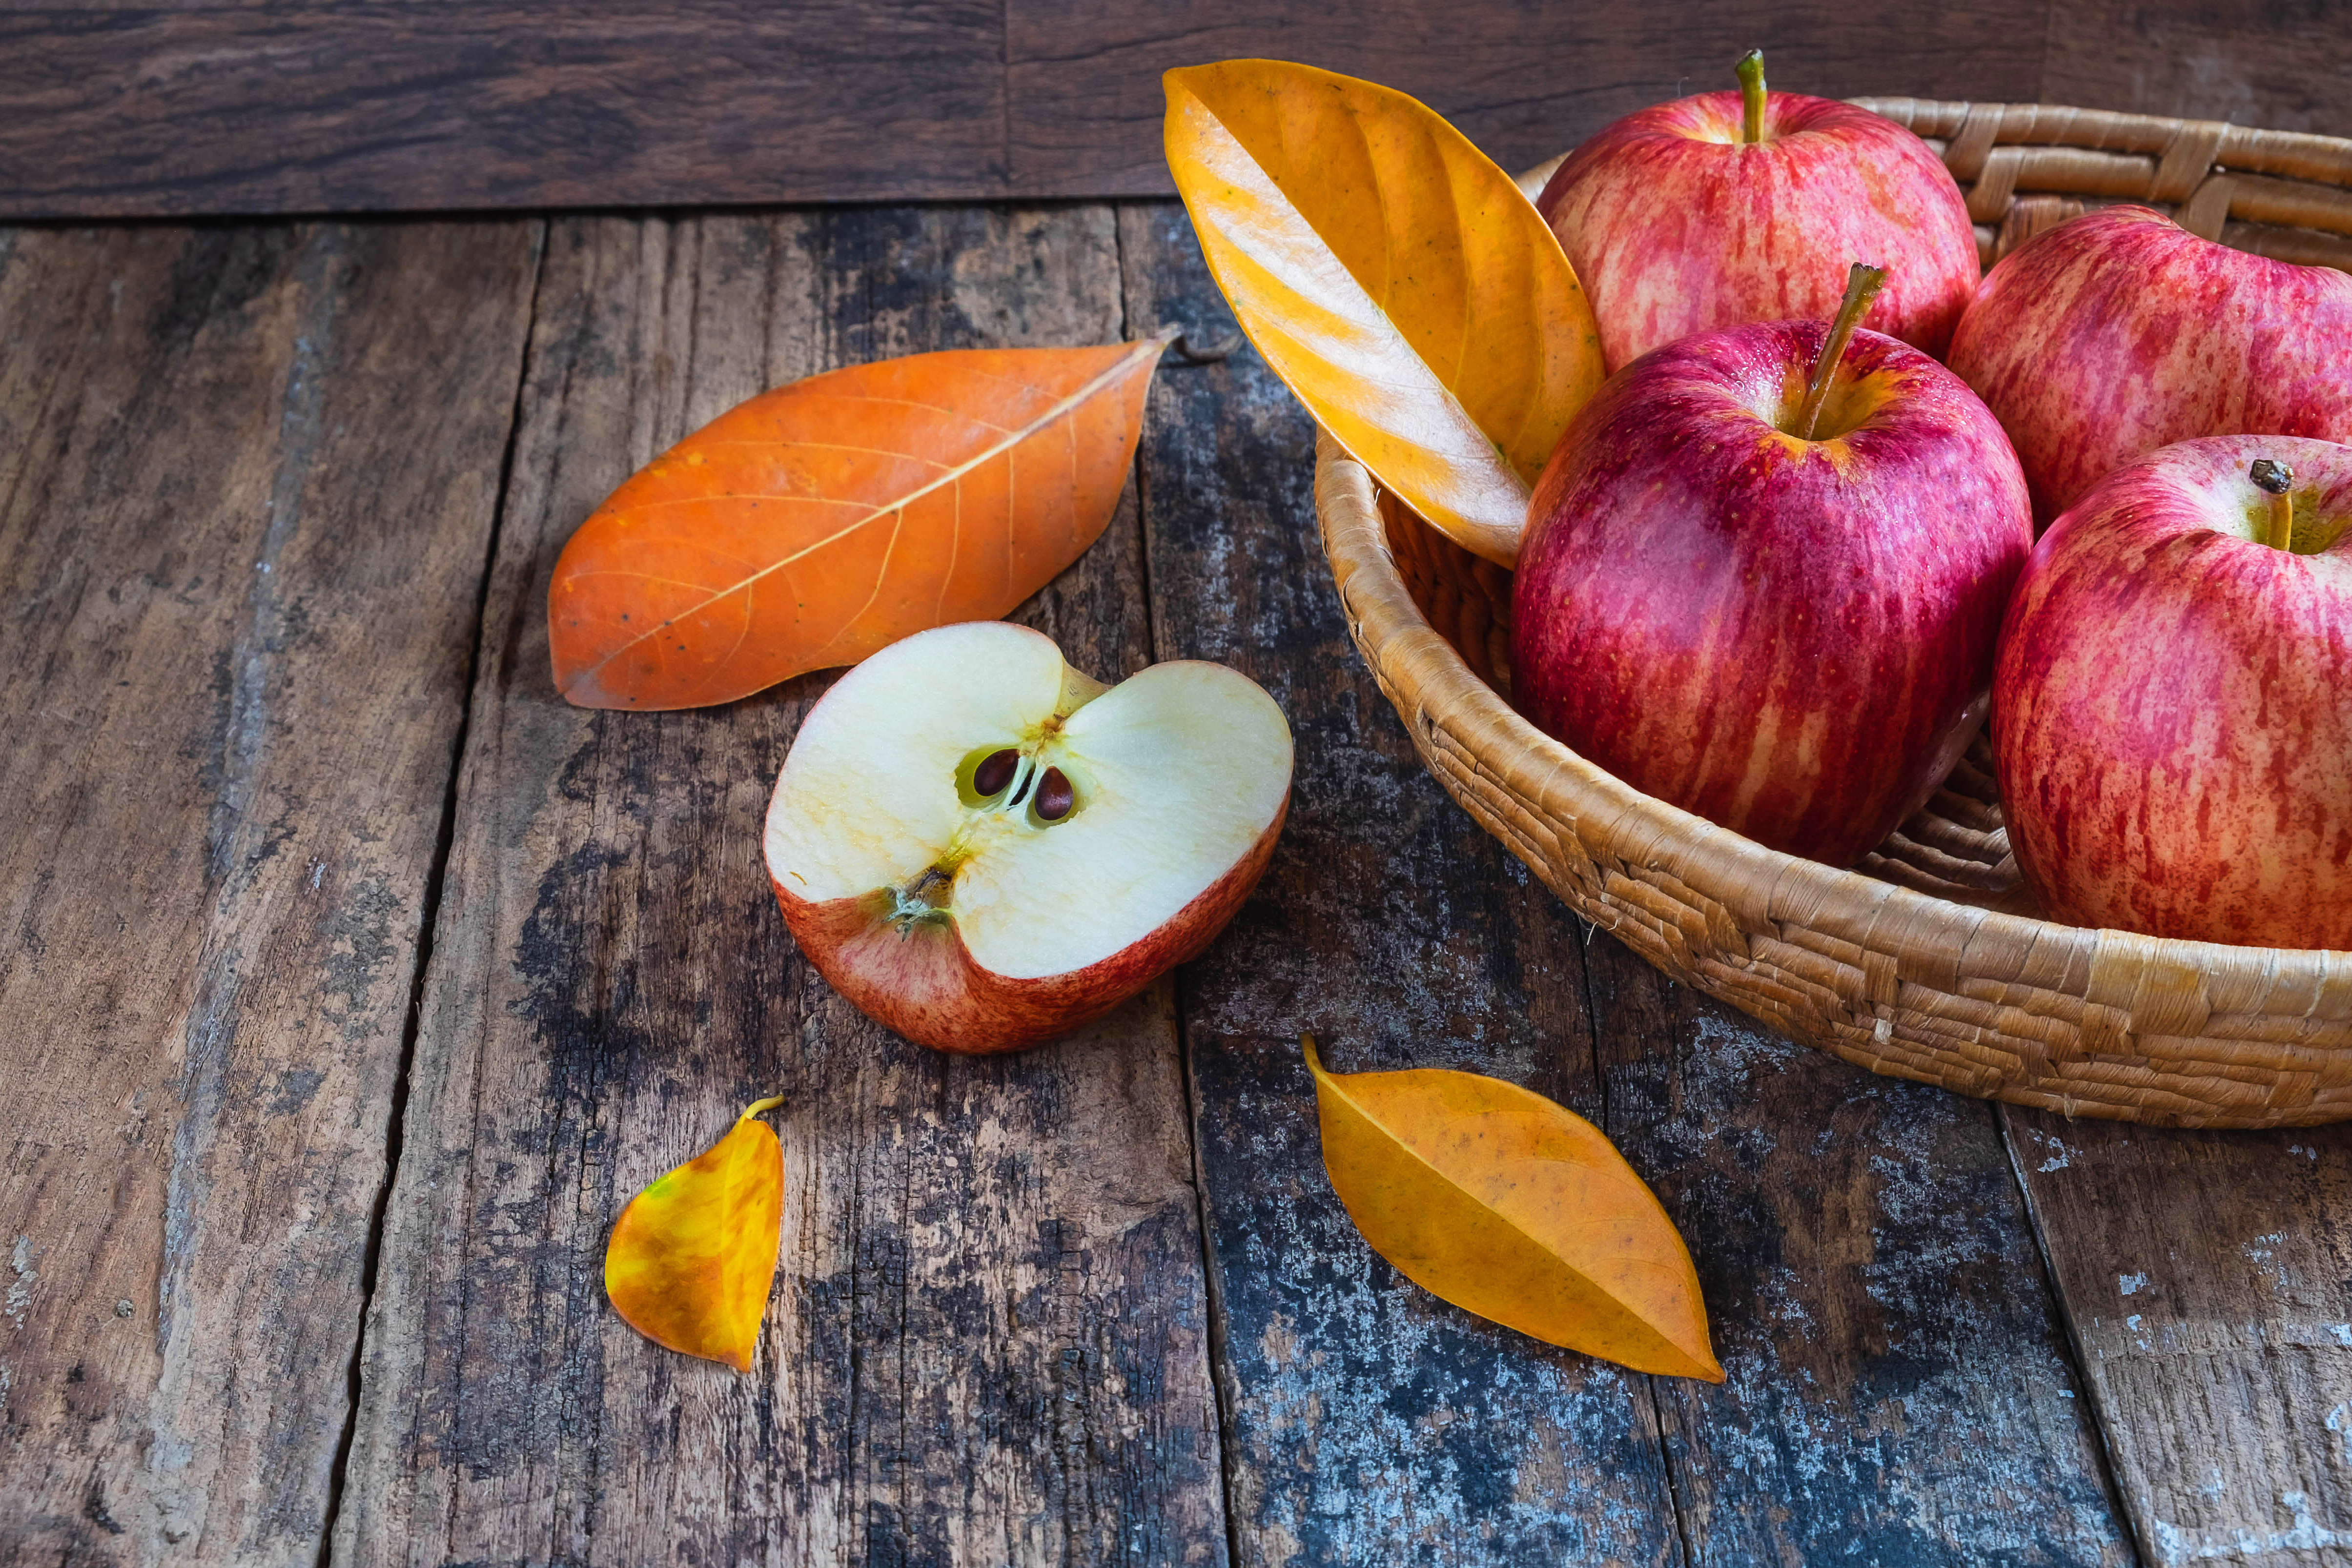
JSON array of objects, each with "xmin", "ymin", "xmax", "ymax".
[{"xmin": 1315, "ymin": 436, "xmax": 2351, "ymax": 998}]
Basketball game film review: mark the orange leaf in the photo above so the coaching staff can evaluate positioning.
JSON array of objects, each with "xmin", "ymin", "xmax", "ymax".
[
  {"xmin": 604, "ymin": 1096, "xmax": 786, "ymax": 1371},
  {"xmin": 549, "ymin": 336, "xmax": 1173, "ymax": 709},
  {"xmin": 1164, "ymin": 60, "xmax": 1605, "ymax": 567},
  {"xmin": 1306, "ymin": 1037, "xmax": 1722, "ymax": 1380}
]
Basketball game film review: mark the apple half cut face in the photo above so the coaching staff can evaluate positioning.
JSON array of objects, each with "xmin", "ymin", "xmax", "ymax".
[{"xmin": 764, "ymin": 621, "xmax": 1292, "ymax": 1053}]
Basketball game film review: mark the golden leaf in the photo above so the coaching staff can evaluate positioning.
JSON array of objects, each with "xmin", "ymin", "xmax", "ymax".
[
  {"xmin": 549, "ymin": 337, "xmax": 1171, "ymax": 710},
  {"xmin": 604, "ymin": 1096, "xmax": 786, "ymax": 1371},
  {"xmin": 1163, "ymin": 60, "xmax": 1605, "ymax": 567},
  {"xmin": 1306, "ymin": 1037, "xmax": 1722, "ymax": 1380}
]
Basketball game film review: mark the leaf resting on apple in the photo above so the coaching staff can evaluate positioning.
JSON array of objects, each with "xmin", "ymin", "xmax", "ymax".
[
  {"xmin": 550, "ymin": 337, "xmax": 1172, "ymax": 710},
  {"xmin": 604, "ymin": 1096, "xmax": 786, "ymax": 1372},
  {"xmin": 1307, "ymin": 1037, "xmax": 1722, "ymax": 1381},
  {"xmin": 1163, "ymin": 59, "xmax": 1605, "ymax": 568},
  {"xmin": 764, "ymin": 621, "xmax": 1292, "ymax": 1053}
]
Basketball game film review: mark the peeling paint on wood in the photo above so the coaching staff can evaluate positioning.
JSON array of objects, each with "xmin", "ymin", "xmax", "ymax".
[
  {"xmin": 2004, "ymin": 1109, "xmax": 2352, "ymax": 1567},
  {"xmin": 1118, "ymin": 200, "xmax": 1683, "ymax": 1568},
  {"xmin": 1591, "ymin": 960, "xmax": 2136, "ymax": 1565},
  {"xmin": 0, "ymin": 220, "xmax": 538, "ymax": 1563},
  {"xmin": 333, "ymin": 206, "xmax": 1228, "ymax": 1566}
]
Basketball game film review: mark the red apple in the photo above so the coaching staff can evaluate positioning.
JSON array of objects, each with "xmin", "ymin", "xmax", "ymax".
[
  {"xmin": 1534, "ymin": 51, "xmax": 1979, "ymax": 372},
  {"xmin": 1991, "ymin": 435, "xmax": 2352, "ymax": 948},
  {"xmin": 764, "ymin": 621, "xmax": 1292, "ymax": 1052},
  {"xmin": 1511, "ymin": 268, "xmax": 2033, "ymax": 866},
  {"xmin": 1947, "ymin": 205, "xmax": 2352, "ymax": 528}
]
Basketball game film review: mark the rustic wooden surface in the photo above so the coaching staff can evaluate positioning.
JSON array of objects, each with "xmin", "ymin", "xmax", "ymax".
[
  {"xmin": 9, "ymin": 0, "xmax": 2352, "ymax": 217},
  {"xmin": 333, "ymin": 206, "xmax": 1228, "ymax": 1567},
  {"xmin": 0, "ymin": 220, "xmax": 537, "ymax": 1560},
  {"xmin": 2004, "ymin": 1107, "xmax": 2352, "ymax": 1567},
  {"xmin": 0, "ymin": 199, "xmax": 2347, "ymax": 1568}
]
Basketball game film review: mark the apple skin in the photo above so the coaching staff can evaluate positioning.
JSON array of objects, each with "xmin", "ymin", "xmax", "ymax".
[
  {"xmin": 1511, "ymin": 320, "xmax": 2032, "ymax": 867},
  {"xmin": 1534, "ymin": 91, "xmax": 1978, "ymax": 373},
  {"xmin": 1947, "ymin": 205, "xmax": 2352, "ymax": 528},
  {"xmin": 1991, "ymin": 435, "xmax": 2352, "ymax": 948},
  {"xmin": 772, "ymin": 799, "xmax": 1286, "ymax": 1054}
]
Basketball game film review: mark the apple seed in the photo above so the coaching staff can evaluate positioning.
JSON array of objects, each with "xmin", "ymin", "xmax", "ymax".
[
  {"xmin": 973, "ymin": 747, "xmax": 1021, "ymax": 797},
  {"xmin": 1035, "ymin": 767, "xmax": 1076, "ymax": 822}
]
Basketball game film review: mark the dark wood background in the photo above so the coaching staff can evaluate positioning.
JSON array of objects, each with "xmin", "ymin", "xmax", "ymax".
[{"xmin": 3, "ymin": 0, "xmax": 2350, "ymax": 217}]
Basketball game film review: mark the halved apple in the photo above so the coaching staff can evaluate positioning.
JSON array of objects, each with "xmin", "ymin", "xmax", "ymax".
[{"xmin": 763, "ymin": 621, "xmax": 1292, "ymax": 1053}]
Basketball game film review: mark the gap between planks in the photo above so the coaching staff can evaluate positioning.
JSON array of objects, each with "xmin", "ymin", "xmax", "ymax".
[{"xmin": 312, "ymin": 218, "xmax": 552, "ymax": 1568}]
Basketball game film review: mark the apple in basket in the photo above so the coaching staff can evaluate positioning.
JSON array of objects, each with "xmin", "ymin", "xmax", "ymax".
[
  {"xmin": 764, "ymin": 621, "xmax": 1292, "ymax": 1052},
  {"xmin": 1534, "ymin": 49, "xmax": 1979, "ymax": 372},
  {"xmin": 1992, "ymin": 436, "xmax": 2352, "ymax": 949},
  {"xmin": 1948, "ymin": 204, "xmax": 2352, "ymax": 527},
  {"xmin": 1510, "ymin": 265, "xmax": 2033, "ymax": 867}
]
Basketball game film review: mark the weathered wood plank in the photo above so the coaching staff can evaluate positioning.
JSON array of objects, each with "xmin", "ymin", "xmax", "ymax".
[
  {"xmin": 1019, "ymin": 0, "xmax": 2051, "ymax": 196},
  {"xmin": 0, "ymin": 1, "xmax": 1004, "ymax": 218},
  {"xmin": 1120, "ymin": 196, "xmax": 2139, "ymax": 1565},
  {"xmin": 1586, "ymin": 949, "xmax": 2137, "ymax": 1565},
  {"xmin": 0, "ymin": 219, "xmax": 538, "ymax": 1562},
  {"xmin": 15, "ymin": 0, "xmax": 2352, "ymax": 220},
  {"xmin": 2004, "ymin": 1109, "xmax": 2352, "ymax": 1566},
  {"xmin": 335, "ymin": 205, "xmax": 1230, "ymax": 1566},
  {"xmin": 1117, "ymin": 199, "xmax": 1688, "ymax": 1567},
  {"xmin": 2043, "ymin": 3, "xmax": 2352, "ymax": 139}
]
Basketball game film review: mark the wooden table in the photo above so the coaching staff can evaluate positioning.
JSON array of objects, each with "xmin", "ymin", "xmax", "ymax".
[{"xmin": 2, "ymin": 202, "xmax": 2348, "ymax": 1568}]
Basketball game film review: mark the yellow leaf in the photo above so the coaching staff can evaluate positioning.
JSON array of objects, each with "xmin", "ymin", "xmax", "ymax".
[
  {"xmin": 604, "ymin": 1096, "xmax": 786, "ymax": 1372},
  {"xmin": 1163, "ymin": 60, "xmax": 1605, "ymax": 567},
  {"xmin": 1306, "ymin": 1037, "xmax": 1723, "ymax": 1381}
]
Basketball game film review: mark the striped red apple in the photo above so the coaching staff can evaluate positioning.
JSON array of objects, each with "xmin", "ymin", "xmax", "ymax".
[
  {"xmin": 1992, "ymin": 435, "xmax": 2352, "ymax": 948},
  {"xmin": 1511, "ymin": 267, "xmax": 2032, "ymax": 867},
  {"xmin": 1949, "ymin": 205, "xmax": 2352, "ymax": 528},
  {"xmin": 1535, "ymin": 50, "xmax": 1979, "ymax": 372}
]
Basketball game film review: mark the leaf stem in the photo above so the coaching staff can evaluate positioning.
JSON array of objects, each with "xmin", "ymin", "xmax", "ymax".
[
  {"xmin": 1796, "ymin": 262, "xmax": 1888, "ymax": 441},
  {"xmin": 2252, "ymin": 458, "xmax": 2295, "ymax": 550},
  {"xmin": 1737, "ymin": 50, "xmax": 1766, "ymax": 144}
]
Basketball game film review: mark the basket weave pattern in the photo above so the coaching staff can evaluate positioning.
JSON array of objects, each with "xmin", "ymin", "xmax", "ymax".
[{"xmin": 1317, "ymin": 102, "xmax": 2352, "ymax": 1128}]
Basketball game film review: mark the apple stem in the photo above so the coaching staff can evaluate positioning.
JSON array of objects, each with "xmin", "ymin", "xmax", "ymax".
[
  {"xmin": 2252, "ymin": 458, "xmax": 2295, "ymax": 550},
  {"xmin": 1796, "ymin": 262, "xmax": 1889, "ymax": 441},
  {"xmin": 1737, "ymin": 49, "xmax": 1766, "ymax": 143}
]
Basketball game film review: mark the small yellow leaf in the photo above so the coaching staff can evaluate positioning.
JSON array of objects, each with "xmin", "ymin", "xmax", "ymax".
[
  {"xmin": 1306, "ymin": 1037, "xmax": 1722, "ymax": 1381},
  {"xmin": 604, "ymin": 1096, "xmax": 786, "ymax": 1372},
  {"xmin": 1163, "ymin": 60, "xmax": 1605, "ymax": 567}
]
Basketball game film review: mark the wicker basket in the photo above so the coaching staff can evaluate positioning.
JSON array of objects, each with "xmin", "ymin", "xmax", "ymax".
[{"xmin": 1319, "ymin": 100, "xmax": 2352, "ymax": 1129}]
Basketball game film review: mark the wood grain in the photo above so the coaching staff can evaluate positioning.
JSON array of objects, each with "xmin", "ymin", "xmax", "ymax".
[
  {"xmin": 333, "ymin": 205, "xmax": 1230, "ymax": 1566},
  {"xmin": 2042, "ymin": 2, "xmax": 2352, "ymax": 141},
  {"xmin": 1122, "ymin": 198, "xmax": 2140, "ymax": 1565},
  {"xmin": 1018, "ymin": 0, "xmax": 2052, "ymax": 197},
  {"xmin": 1586, "ymin": 948, "xmax": 2137, "ymax": 1565},
  {"xmin": 0, "ymin": 219, "xmax": 537, "ymax": 1562},
  {"xmin": 16, "ymin": 0, "xmax": 2352, "ymax": 219},
  {"xmin": 0, "ymin": 0, "xmax": 2066, "ymax": 218},
  {"xmin": 2004, "ymin": 1109, "xmax": 2352, "ymax": 1567},
  {"xmin": 0, "ymin": 0, "xmax": 1004, "ymax": 217}
]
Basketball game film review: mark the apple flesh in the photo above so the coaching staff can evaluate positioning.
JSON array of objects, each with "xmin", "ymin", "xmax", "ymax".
[
  {"xmin": 1534, "ymin": 61, "xmax": 1978, "ymax": 372},
  {"xmin": 1948, "ymin": 205, "xmax": 2352, "ymax": 528},
  {"xmin": 764, "ymin": 621, "xmax": 1291, "ymax": 1052},
  {"xmin": 1991, "ymin": 435, "xmax": 2352, "ymax": 948},
  {"xmin": 1511, "ymin": 318, "xmax": 2032, "ymax": 866}
]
